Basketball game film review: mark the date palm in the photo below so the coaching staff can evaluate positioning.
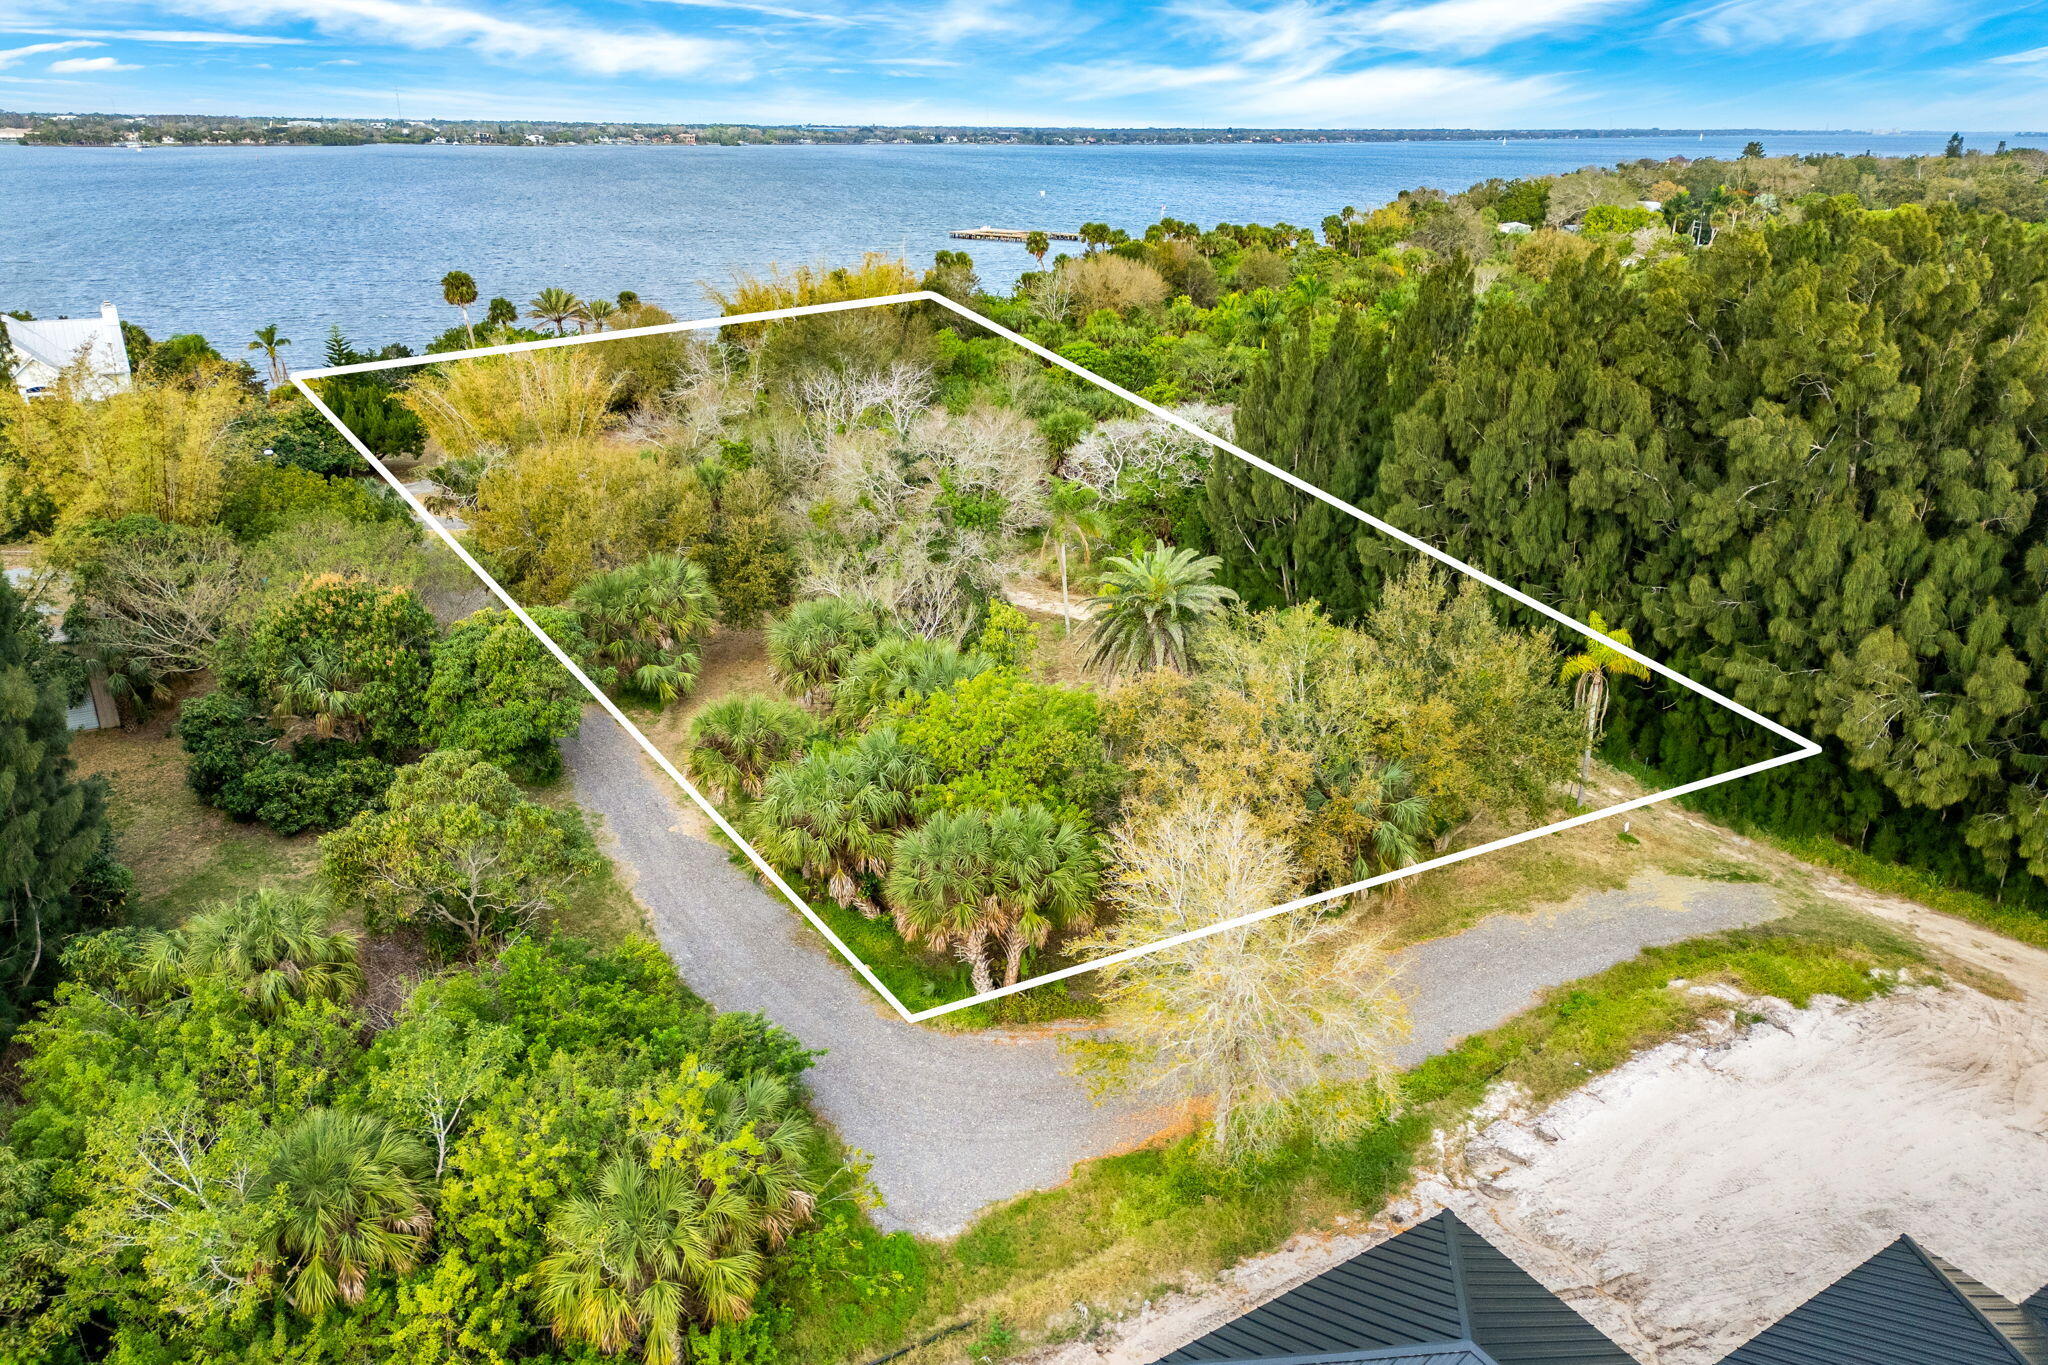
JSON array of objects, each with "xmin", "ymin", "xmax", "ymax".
[
  {"xmin": 743, "ymin": 728, "xmax": 924, "ymax": 914},
  {"xmin": 247, "ymin": 323, "xmax": 290, "ymax": 386},
  {"xmin": 181, "ymin": 888, "xmax": 365, "ymax": 1018},
  {"xmin": 539, "ymin": 1155, "xmax": 765, "ymax": 1364},
  {"xmin": 1084, "ymin": 542, "xmax": 1237, "ymax": 675},
  {"xmin": 441, "ymin": 269, "xmax": 478, "ymax": 347},
  {"xmin": 1043, "ymin": 478, "xmax": 1110, "ymax": 635},
  {"xmin": 571, "ymin": 555, "xmax": 720, "ymax": 704},
  {"xmin": 687, "ymin": 695, "xmax": 819, "ymax": 805},
  {"xmin": 765, "ymin": 598, "xmax": 891, "ymax": 706},
  {"xmin": 527, "ymin": 286, "xmax": 584, "ymax": 336},
  {"xmin": 583, "ymin": 297, "xmax": 618, "ymax": 331},
  {"xmin": 1560, "ymin": 612, "xmax": 1651, "ymax": 804},
  {"xmin": 258, "ymin": 1109, "xmax": 433, "ymax": 1316}
]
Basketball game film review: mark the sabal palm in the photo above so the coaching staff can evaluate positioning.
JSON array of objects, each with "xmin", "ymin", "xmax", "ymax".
[
  {"xmin": 527, "ymin": 286, "xmax": 584, "ymax": 336},
  {"xmin": 258, "ymin": 1109, "xmax": 433, "ymax": 1316},
  {"xmin": 182, "ymin": 889, "xmax": 364, "ymax": 1018},
  {"xmin": 1560, "ymin": 612, "xmax": 1652, "ymax": 803},
  {"xmin": 886, "ymin": 808, "xmax": 1002, "ymax": 992},
  {"xmin": 247, "ymin": 324, "xmax": 290, "ymax": 386},
  {"xmin": 572, "ymin": 555, "xmax": 719, "ymax": 703},
  {"xmin": 743, "ymin": 729, "xmax": 924, "ymax": 914},
  {"xmin": 765, "ymin": 598, "xmax": 890, "ymax": 705},
  {"xmin": 706, "ymin": 1072, "xmax": 817, "ymax": 1247},
  {"xmin": 441, "ymin": 269, "xmax": 478, "ymax": 347},
  {"xmin": 539, "ymin": 1155, "xmax": 765, "ymax": 1365},
  {"xmin": 985, "ymin": 804, "xmax": 1098, "ymax": 987},
  {"xmin": 271, "ymin": 647, "xmax": 365, "ymax": 738},
  {"xmin": 830, "ymin": 635, "xmax": 985, "ymax": 728},
  {"xmin": 1084, "ymin": 542, "xmax": 1238, "ymax": 675},
  {"xmin": 688, "ymin": 695, "xmax": 818, "ymax": 804},
  {"xmin": 1343, "ymin": 758, "xmax": 1432, "ymax": 884},
  {"xmin": 1043, "ymin": 479, "xmax": 1111, "ymax": 635}
]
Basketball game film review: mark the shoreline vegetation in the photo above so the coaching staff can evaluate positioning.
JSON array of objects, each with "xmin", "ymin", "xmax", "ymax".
[
  {"xmin": 0, "ymin": 111, "xmax": 1996, "ymax": 148},
  {"xmin": 3, "ymin": 141, "xmax": 2046, "ymax": 1365}
]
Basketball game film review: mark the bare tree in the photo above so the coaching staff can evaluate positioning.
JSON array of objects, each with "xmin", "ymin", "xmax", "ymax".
[
  {"xmin": 60, "ymin": 523, "xmax": 249, "ymax": 701},
  {"xmin": 1071, "ymin": 797, "xmax": 1409, "ymax": 1160}
]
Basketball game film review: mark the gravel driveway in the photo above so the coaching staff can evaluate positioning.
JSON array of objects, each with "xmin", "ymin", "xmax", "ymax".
[{"xmin": 563, "ymin": 712, "xmax": 1781, "ymax": 1236}]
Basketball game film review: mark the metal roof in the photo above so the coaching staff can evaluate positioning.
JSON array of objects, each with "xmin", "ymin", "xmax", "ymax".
[
  {"xmin": 2027, "ymin": 1285, "xmax": 2048, "ymax": 1331},
  {"xmin": 1722, "ymin": 1237, "xmax": 2048, "ymax": 1365},
  {"xmin": 1152, "ymin": 1212, "xmax": 1630, "ymax": 1365}
]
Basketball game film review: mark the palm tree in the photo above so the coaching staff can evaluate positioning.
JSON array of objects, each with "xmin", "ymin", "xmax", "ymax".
[
  {"xmin": 539, "ymin": 1155, "xmax": 765, "ymax": 1364},
  {"xmin": 742, "ymin": 729, "xmax": 925, "ymax": 914},
  {"xmin": 830, "ymin": 635, "xmax": 986, "ymax": 728},
  {"xmin": 571, "ymin": 555, "xmax": 720, "ymax": 704},
  {"xmin": 1288, "ymin": 274, "xmax": 1332, "ymax": 311},
  {"xmin": 1042, "ymin": 479, "xmax": 1110, "ymax": 635},
  {"xmin": 1025, "ymin": 229, "xmax": 1050, "ymax": 269},
  {"xmin": 705, "ymin": 1072, "xmax": 817, "ymax": 1246},
  {"xmin": 1078, "ymin": 221, "xmax": 1111, "ymax": 254},
  {"xmin": 441, "ymin": 270, "xmax": 478, "ymax": 347},
  {"xmin": 986, "ymin": 804, "xmax": 1098, "ymax": 987},
  {"xmin": 247, "ymin": 324, "xmax": 290, "ymax": 387},
  {"xmin": 886, "ymin": 808, "xmax": 1001, "ymax": 992},
  {"xmin": 765, "ymin": 598, "xmax": 891, "ymax": 707},
  {"xmin": 1331, "ymin": 758, "xmax": 1432, "ymax": 889},
  {"xmin": 687, "ymin": 696, "xmax": 819, "ymax": 805},
  {"xmin": 1084, "ymin": 542, "xmax": 1238, "ymax": 675},
  {"xmin": 270, "ymin": 646, "xmax": 364, "ymax": 739},
  {"xmin": 583, "ymin": 298, "xmax": 618, "ymax": 332},
  {"xmin": 181, "ymin": 889, "xmax": 364, "ymax": 1018},
  {"xmin": 527, "ymin": 286, "xmax": 584, "ymax": 336},
  {"xmin": 1560, "ymin": 612, "xmax": 1652, "ymax": 804},
  {"xmin": 258, "ymin": 1109, "xmax": 433, "ymax": 1316}
]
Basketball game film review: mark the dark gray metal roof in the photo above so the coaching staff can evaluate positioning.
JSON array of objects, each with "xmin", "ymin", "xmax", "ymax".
[
  {"xmin": 2026, "ymin": 1285, "xmax": 2048, "ymax": 1332},
  {"xmin": 1150, "ymin": 1212, "xmax": 1630, "ymax": 1365},
  {"xmin": 1723, "ymin": 1237, "xmax": 2048, "ymax": 1365}
]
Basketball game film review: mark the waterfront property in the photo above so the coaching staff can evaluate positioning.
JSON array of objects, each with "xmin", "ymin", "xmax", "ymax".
[{"xmin": 5, "ymin": 301, "xmax": 132, "ymax": 399}]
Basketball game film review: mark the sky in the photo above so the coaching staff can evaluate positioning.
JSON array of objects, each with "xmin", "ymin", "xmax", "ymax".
[{"xmin": 0, "ymin": 0, "xmax": 2044, "ymax": 129}]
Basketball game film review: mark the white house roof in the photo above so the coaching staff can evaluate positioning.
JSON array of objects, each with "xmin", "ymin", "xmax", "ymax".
[{"xmin": 8, "ymin": 303, "xmax": 133, "ymax": 398}]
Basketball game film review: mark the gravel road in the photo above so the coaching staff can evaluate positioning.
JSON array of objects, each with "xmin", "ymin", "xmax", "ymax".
[{"xmin": 563, "ymin": 712, "xmax": 1781, "ymax": 1236}]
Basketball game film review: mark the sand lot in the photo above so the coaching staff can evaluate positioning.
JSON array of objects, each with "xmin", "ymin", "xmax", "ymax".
[{"xmin": 1047, "ymin": 871, "xmax": 2048, "ymax": 1365}]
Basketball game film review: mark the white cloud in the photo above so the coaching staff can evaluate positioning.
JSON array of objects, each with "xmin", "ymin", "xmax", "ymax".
[
  {"xmin": 1681, "ymin": 0, "xmax": 1972, "ymax": 47},
  {"xmin": 152, "ymin": 0, "xmax": 746, "ymax": 79},
  {"xmin": 0, "ymin": 39, "xmax": 97, "ymax": 66},
  {"xmin": 1989, "ymin": 43, "xmax": 2048, "ymax": 65},
  {"xmin": 1235, "ymin": 61, "xmax": 1564, "ymax": 120},
  {"xmin": 0, "ymin": 27, "xmax": 307, "ymax": 44},
  {"xmin": 1358, "ymin": 0, "xmax": 1638, "ymax": 53},
  {"xmin": 49, "ymin": 54, "xmax": 141, "ymax": 71}
]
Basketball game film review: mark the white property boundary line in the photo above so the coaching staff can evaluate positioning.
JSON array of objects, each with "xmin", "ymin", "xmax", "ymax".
[{"xmin": 295, "ymin": 289, "xmax": 1820, "ymax": 1024}]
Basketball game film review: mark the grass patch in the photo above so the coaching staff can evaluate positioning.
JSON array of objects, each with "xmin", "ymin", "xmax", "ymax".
[
  {"xmin": 775, "ymin": 905, "xmax": 1928, "ymax": 1365},
  {"xmin": 71, "ymin": 716, "xmax": 319, "ymax": 928}
]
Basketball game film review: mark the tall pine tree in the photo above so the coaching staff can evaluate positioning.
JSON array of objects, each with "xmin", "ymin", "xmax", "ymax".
[{"xmin": 1, "ymin": 576, "xmax": 123, "ymax": 1039}]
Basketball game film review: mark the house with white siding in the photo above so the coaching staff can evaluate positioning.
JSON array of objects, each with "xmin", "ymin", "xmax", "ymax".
[{"xmin": 5, "ymin": 302, "xmax": 134, "ymax": 400}]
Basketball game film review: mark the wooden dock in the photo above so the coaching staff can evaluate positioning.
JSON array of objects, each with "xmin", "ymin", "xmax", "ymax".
[{"xmin": 949, "ymin": 226, "xmax": 1080, "ymax": 242}]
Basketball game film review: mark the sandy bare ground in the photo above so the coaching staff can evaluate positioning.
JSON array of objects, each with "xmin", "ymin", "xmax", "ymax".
[{"xmin": 1037, "ymin": 870, "xmax": 2048, "ymax": 1365}]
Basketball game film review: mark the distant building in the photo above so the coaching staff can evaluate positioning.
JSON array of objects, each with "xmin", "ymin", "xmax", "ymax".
[
  {"xmin": 2, "ymin": 565, "xmax": 119, "ymax": 731},
  {"xmin": 1498, "ymin": 221, "xmax": 1534, "ymax": 235},
  {"xmin": 6, "ymin": 302, "xmax": 134, "ymax": 400},
  {"xmin": 0, "ymin": 127, "xmax": 28, "ymax": 141}
]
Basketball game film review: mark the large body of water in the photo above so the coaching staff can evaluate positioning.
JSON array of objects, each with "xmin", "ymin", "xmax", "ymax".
[{"xmin": 1, "ymin": 132, "xmax": 1998, "ymax": 351}]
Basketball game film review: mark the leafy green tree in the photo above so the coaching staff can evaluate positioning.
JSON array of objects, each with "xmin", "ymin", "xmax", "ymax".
[
  {"xmin": 425, "ymin": 606, "xmax": 592, "ymax": 782},
  {"xmin": 364, "ymin": 990, "xmax": 517, "ymax": 1176},
  {"xmin": 176, "ymin": 689, "xmax": 394, "ymax": 835},
  {"xmin": 742, "ymin": 728, "xmax": 925, "ymax": 913},
  {"xmin": 320, "ymin": 750, "xmax": 600, "ymax": 954},
  {"xmin": 1560, "ymin": 613, "xmax": 1652, "ymax": 803},
  {"xmin": 571, "ymin": 554, "xmax": 719, "ymax": 704},
  {"xmin": 440, "ymin": 269, "xmax": 479, "ymax": 347},
  {"xmin": 178, "ymin": 888, "xmax": 364, "ymax": 1019},
  {"xmin": 237, "ymin": 573, "xmax": 438, "ymax": 751},
  {"xmin": 687, "ymin": 695, "xmax": 820, "ymax": 805},
  {"xmin": 256, "ymin": 1108, "xmax": 434, "ymax": 1316},
  {"xmin": 895, "ymin": 669, "xmax": 1115, "ymax": 819},
  {"xmin": 0, "ymin": 578, "xmax": 121, "ymax": 1040},
  {"xmin": 1084, "ymin": 542, "xmax": 1238, "ymax": 674}
]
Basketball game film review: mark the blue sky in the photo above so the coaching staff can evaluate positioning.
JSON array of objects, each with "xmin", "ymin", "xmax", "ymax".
[{"xmin": 1, "ymin": 0, "xmax": 2045, "ymax": 128}]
